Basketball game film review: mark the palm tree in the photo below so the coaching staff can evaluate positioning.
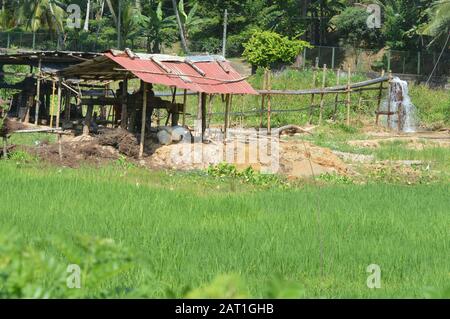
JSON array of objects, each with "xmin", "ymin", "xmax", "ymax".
[
  {"xmin": 21, "ymin": 0, "xmax": 65, "ymax": 48},
  {"xmin": 421, "ymin": 0, "xmax": 450, "ymax": 44}
]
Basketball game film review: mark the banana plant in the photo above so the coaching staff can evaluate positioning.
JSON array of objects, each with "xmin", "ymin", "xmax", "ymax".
[{"xmin": 141, "ymin": 1, "xmax": 175, "ymax": 53}]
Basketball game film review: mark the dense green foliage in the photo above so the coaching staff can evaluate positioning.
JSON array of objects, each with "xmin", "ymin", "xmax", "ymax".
[
  {"xmin": 0, "ymin": 0, "xmax": 447, "ymax": 55},
  {"xmin": 0, "ymin": 161, "xmax": 449, "ymax": 298},
  {"xmin": 243, "ymin": 31, "xmax": 312, "ymax": 68}
]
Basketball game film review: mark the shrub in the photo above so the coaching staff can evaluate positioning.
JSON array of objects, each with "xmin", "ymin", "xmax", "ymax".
[{"xmin": 243, "ymin": 30, "xmax": 311, "ymax": 69}]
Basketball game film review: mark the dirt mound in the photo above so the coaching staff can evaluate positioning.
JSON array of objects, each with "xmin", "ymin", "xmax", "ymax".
[
  {"xmin": 22, "ymin": 136, "xmax": 120, "ymax": 168},
  {"xmin": 1, "ymin": 118, "xmax": 27, "ymax": 137},
  {"xmin": 279, "ymin": 141, "xmax": 349, "ymax": 177},
  {"xmin": 97, "ymin": 128, "xmax": 140, "ymax": 158},
  {"xmin": 143, "ymin": 139, "xmax": 349, "ymax": 178}
]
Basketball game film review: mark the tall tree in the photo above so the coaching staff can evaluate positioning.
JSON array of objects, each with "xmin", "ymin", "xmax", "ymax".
[{"xmin": 171, "ymin": 0, "xmax": 189, "ymax": 53}]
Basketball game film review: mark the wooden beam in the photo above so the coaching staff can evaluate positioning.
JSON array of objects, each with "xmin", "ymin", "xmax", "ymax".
[
  {"xmin": 267, "ymin": 70, "xmax": 272, "ymax": 134},
  {"xmin": 120, "ymin": 78, "xmax": 128, "ymax": 129},
  {"xmin": 34, "ymin": 58, "xmax": 42, "ymax": 125},
  {"xmin": 182, "ymin": 89, "xmax": 187, "ymax": 126},
  {"xmin": 201, "ymin": 92, "xmax": 207, "ymax": 141},
  {"xmin": 375, "ymin": 70, "xmax": 385, "ymax": 126},
  {"xmin": 333, "ymin": 68, "xmax": 340, "ymax": 121},
  {"xmin": 139, "ymin": 82, "xmax": 148, "ymax": 159},
  {"xmin": 319, "ymin": 64, "xmax": 327, "ymax": 125},
  {"xmin": 224, "ymin": 94, "xmax": 230, "ymax": 137},
  {"xmin": 56, "ymin": 81, "xmax": 62, "ymax": 128},
  {"xmin": 346, "ymin": 67, "xmax": 351, "ymax": 126}
]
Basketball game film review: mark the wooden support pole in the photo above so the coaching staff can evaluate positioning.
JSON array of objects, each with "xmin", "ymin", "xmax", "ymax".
[
  {"xmin": 397, "ymin": 100, "xmax": 403, "ymax": 132},
  {"xmin": 207, "ymin": 94, "xmax": 214, "ymax": 128},
  {"xmin": 375, "ymin": 69, "xmax": 385, "ymax": 125},
  {"xmin": 267, "ymin": 70, "xmax": 272, "ymax": 134},
  {"xmin": 182, "ymin": 89, "xmax": 187, "ymax": 126},
  {"xmin": 333, "ymin": 68, "xmax": 340, "ymax": 121},
  {"xmin": 49, "ymin": 81, "xmax": 56, "ymax": 128},
  {"xmin": 83, "ymin": 103, "xmax": 94, "ymax": 135},
  {"xmin": 64, "ymin": 92, "xmax": 71, "ymax": 122},
  {"xmin": 387, "ymin": 71, "xmax": 393, "ymax": 129},
  {"xmin": 34, "ymin": 58, "xmax": 42, "ymax": 125},
  {"xmin": 56, "ymin": 81, "xmax": 62, "ymax": 129},
  {"xmin": 260, "ymin": 69, "xmax": 267, "ymax": 128},
  {"xmin": 201, "ymin": 92, "xmax": 207, "ymax": 141},
  {"xmin": 57, "ymin": 133, "xmax": 63, "ymax": 161},
  {"xmin": 166, "ymin": 87, "xmax": 177, "ymax": 126},
  {"xmin": 346, "ymin": 67, "xmax": 351, "ymax": 126},
  {"xmin": 120, "ymin": 78, "xmax": 128, "ymax": 129},
  {"xmin": 139, "ymin": 82, "xmax": 148, "ymax": 159},
  {"xmin": 224, "ymin": 93, "xmax": 230, "ymax": 137},
  {"xmin": 2, "ymin": 136, "xmax": 7, "ymax": 159},
  {"xmin": 308, "ymin": 62, "xmax": 318, "ymax": 124},
  {"xmin": 319, "ymin": 64, "xmax": 327, "ymax": 125}
]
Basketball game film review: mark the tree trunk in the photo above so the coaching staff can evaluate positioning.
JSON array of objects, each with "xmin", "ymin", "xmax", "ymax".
[
  {"xmin": 171, "ymin": 0, "xmax": 189, "ymax": 54},
  {"xmin": 83, "ymin": 0, "xmax": 91, "ymax": 32},
  {"xmin": 105, "ymin": 0, "xmax": 117, "ymax": 25}
]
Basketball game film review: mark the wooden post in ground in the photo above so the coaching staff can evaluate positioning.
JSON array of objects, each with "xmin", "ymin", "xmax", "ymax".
[
  {"xmin": 64, "ymin": 92, "xmax": 71, "ymax": 122},
  {"xmin": 200, "ymin": 92, "xmax": 207, "ymax": 141},
  {"xmin": 83, "ymin": 103, "xmax": 94, "ymax": 135},
  {"xmin": 267, "ymin": 70, "xmax": 272, "ymax": 134},
  {"xmin": 319, "ymin": 64, "xmax": 327, "ymax": 125},
  {"xmin": 139, "ymin": 82, "xmax": 148, "ymax": 159},
  {"xmin": 260, "ymin": 69, "xmax": 267, "ymax": 128},
  {"xmin": 2, "ymin": 136, "xmax": 7, "ymax": 159},
  {"xmin": 120, "ymin": 78, "xmax": 128, "ymax": 129},
  {"xmin": 34, "ymin": 58, "xmax": 42, "ymax": 125},
  {"xmin": 49, "ymin": 81, "xmax": 56, "ymax": 128},
  {"xmin": 308, "ymin": 60, "xmax": 319, "ymax": 124},
  {"xmin": 397, "ymin": 99, "xmax": 403, "ymax": 132},
  {"xmin": 56, "ymin": 81, "xmax": 62, "ymax": 128},
  {"xmin": 387, "ymin": 71, "xmax": 393, "ymax": 129},
  {"xmin": 224, "ymin": 93, "xmax": 230, "ymax": 137},
  {"xmin": 346, "ymin": 67, "xmax": 351, "ymax": 126},
  {"xmin": 57, "ymin": 133, "xmax": 63, "ymax": 161},
  {"xmin": 207, "ymin": 94, "xmax": 214, "ymax": 128},
  {"xmin": 333, "ymin": 68, "xmax": 340, "ymax": 121},
  {"xmin": 375, "ymin": 69, "xmax": 385, "ymax": 125},
  {"xmin": 182, "ymin": 89, "xmax": 187, "ymax": 126}
]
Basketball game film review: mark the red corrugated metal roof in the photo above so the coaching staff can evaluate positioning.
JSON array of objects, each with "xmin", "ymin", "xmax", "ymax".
[{"xmin": 104, "ymin": 52, "xmax": 258, "ymax": 95}]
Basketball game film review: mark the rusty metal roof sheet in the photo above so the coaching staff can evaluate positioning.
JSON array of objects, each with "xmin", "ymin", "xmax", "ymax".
[{"xmin": 104, "ymin": 51, "xmax": 258, "ymax": 95}]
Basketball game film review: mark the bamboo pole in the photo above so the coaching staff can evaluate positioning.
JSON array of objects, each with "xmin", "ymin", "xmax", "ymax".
[
  {"xmin": 333, "ymin": 68, "xmax": 340, "ymax": 121},
  {"xmin": 139, "ymin": 82, "xmax": 148, "ymax": 159},
  {"xmin": 346, "ymin": 67, "xmax": 351, "ymax": 126},
  {"xmin": 319, "ymin": 64, "xmax": 327, "ymax": 125},
  {"xmin": 375, "ymin": 69, "xmax": 385, "ymax": 125},
  {"xmin": 56, "ymin": 81, "xmax": 62, "ymax": 129},
  {"xmin": 260, "ymin": 69, "xmax": 267, "ymax": 128},
  {"xmin": 182, "ymin": 89, "xmax": 187, "ymax": 126},
  {"xmin": 267, "ymin": 70, "xmax": 272, "ymax": 134},
  {"xmin": 34, "ymin": 58, "xmax": 42, "ymax": 125},
  {"xmin": 49, "ymin": 81, "xmax": 56, "ymax": 128}
]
